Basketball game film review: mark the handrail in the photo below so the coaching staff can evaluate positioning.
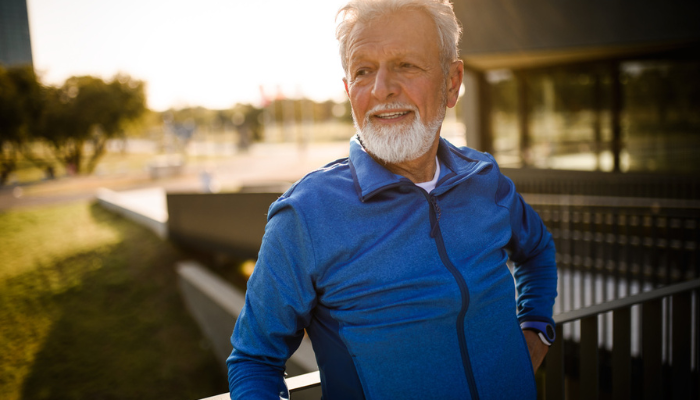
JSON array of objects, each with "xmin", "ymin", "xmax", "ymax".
[
  {"xmin": 200, "ymin": 371, "xmax": 321, "ymax": 400},
  {"xmin": 554, "ymin": 277, "xmax": 700, "ymax": 324},
  {"xmin": 205, "ymin": 280, "xmax": 700, "ymax": 399},
  {"xmin": 522, "ymin": 193, "xmax": 700, "ymax": 209},
  {"xmin": 547, "ymin": 276, "xmax": 699, "ymax": 399},
  {"xmin": 257, "ymin": 280, "xmax": 700, "ymax": 398},
  {"xmin": 286, "ymin": 371, "xmax": 321, "ymax": 393}
]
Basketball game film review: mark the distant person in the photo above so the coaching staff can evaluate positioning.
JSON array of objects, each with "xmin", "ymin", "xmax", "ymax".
[
  {"xmin": 44, "ymin": 166, "xmax": 55, "ymax": 180},
  {"xmin": 237, "ymin": 125, "xmax": 251, "ymax": 152},
  {"xmin": 227, "ymin": 1, "xmax": 557, "ymax": 399},
  {"xmin": 200, "ymin": 169, "xmax": 219, "ymax": 193}
]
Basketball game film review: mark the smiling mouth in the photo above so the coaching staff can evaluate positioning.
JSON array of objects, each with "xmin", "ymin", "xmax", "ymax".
[{"xmin": 373, "ymin": 111, "xmax": 411, "ymax": 120}]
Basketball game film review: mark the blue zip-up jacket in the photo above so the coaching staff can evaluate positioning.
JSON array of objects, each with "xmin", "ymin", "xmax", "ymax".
[{"xmin": 227, "ymin": 136, "xmax": 557, "ymax": 399}]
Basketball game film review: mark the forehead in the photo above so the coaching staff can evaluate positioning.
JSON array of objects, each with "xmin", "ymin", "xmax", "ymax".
[{"xmin": 346, "ymin": 9, "xmax": 440, "ymax": 65}]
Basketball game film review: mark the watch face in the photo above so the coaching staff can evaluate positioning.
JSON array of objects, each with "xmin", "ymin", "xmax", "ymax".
[{"xmin": 546, "ymin": 324, "xmax": 555, "ymax": 339}]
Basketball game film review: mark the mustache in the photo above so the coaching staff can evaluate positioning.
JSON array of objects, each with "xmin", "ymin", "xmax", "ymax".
[{"xmin": 364, "ymin": 103, "xmax": 420, "ymax": 123}]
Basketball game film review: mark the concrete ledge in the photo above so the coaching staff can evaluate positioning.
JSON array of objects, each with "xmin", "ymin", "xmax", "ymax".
[
  {"xmin": 199, "ymin": 371, "xmax": 321, "ymax": 400},
  {"xmin": 176, "ymin": 260, "xmax": 318, "ymax": 371},
  {"xmin": 199, "ymin": 393, "xmax": 229, "ymax": 400},
  {"xmin": 97, "ymin": 187, "xmax": 168, "ymax": 239}
]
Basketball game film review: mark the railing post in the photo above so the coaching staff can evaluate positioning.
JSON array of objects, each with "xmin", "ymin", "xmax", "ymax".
[
  {"xmin": 554, "ymin": 279, "xmax": 700, "ymax": 400},
  {"xmin": 642, "ymin": 298, "xmax": 663, "ymax": 400},
  {"xmin": 545, "ymin": 324, "xmax": 565, "ymax": 400},
  {"xmin": 671, "ymin": 291, "xmax": 691, "ymax": 399},
  {"xmin": 696, "ymin": 289, "xmax": 700, "ymax": 398},
  {"xmin": 580, "ymin": 315, "xmax": 599, "ymax": 399},
  {"xmin": 612, "ymin": 307, "xmax": 631, "ymax": 400}
]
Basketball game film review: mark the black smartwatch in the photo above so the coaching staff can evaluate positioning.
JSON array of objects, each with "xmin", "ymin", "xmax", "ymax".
[{"xmin": 520, "ymin": 321, "xmax": 556, "ymax": 346}]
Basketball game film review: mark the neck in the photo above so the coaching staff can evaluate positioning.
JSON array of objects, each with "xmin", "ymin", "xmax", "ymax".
[{"xmin": 372, "ymin": 134, "xmax": 441, "ymax": 184}]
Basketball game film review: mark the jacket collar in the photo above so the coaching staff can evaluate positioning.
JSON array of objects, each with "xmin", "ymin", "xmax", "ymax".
[{"xmin": 348, "ymin": 134, "xmax": 493, "ymax": 202}]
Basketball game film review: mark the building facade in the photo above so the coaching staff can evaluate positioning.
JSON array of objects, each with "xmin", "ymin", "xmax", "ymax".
[
  {"xmin": 0, "ymin": 0, "xmax": 33, "ymax": 67},
  {"xmin": 454, "ymin": 0, "xmax": 700, "ymax": 174}
]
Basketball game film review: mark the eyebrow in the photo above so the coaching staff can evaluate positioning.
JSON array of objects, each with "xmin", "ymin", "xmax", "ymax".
[{"xmin": 348, "ymin": 49, "xmax": 425, "ymax": 67}]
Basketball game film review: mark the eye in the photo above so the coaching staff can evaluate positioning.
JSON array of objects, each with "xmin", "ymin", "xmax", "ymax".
[{"xmin": 353, "ymin": 68, "xmax": 371, "ymax": 79}]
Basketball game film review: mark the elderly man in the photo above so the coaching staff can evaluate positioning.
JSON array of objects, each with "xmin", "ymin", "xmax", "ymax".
[{"xmin": 227, "ymin": 0, "xmax": 557, "ymax": 399}]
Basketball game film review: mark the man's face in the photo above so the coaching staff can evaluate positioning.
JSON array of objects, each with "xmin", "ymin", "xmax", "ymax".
[{"xmin": 343, "ymin": 9, "xmax": 461, "ymax": 163}]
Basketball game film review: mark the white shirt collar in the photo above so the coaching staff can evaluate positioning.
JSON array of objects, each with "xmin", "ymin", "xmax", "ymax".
[{"xmin": 414, "ymin": 157, "xmax": 440, "ymax": 193}]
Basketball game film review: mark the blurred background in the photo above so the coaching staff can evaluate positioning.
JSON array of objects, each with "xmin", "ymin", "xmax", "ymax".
[{"xmin": 1, "ymin": 0, "xmax": 699, "ymax": 399}]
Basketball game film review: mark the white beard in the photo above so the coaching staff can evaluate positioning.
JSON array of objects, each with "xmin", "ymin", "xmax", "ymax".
[{"xmin": 354, "ymin": 102, "xmax": 445, "ymax": 164}]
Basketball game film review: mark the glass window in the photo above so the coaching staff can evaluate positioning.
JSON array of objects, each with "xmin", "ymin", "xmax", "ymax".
[
  {"xmin": 487, "ymin": 58, "xmax": 699, "ymax": 174},
  {"xmin": 622, "ymin": 61, "xmax": 700, "ymax": 174},
  {"xmin": 488, "ymin": 69, "xmax": 520, "ymax": 167},
  {"xmin": 526, "ymin": 66, "xmax": 613, "ymax": 171}
]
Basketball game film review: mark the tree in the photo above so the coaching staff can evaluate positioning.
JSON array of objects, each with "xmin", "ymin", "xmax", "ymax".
[
  {"xmin": 0, "ymin": 66, "xmax": 44, "ymax": 185},
  {"xmin": 35, "ymin": 74, "xmax": 147, "ymax": 174}
]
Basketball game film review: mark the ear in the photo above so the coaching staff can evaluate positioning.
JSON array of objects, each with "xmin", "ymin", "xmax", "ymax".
[
  {"xmin": 445, "ymin": 60, "xmax": 464, "ymax": 108},
  {"xmin": 343, "ymin": 77, "xmax": 350, "ymax": 97}
]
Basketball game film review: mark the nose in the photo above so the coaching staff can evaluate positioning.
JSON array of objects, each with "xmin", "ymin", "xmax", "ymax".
[{"xmin": 371, "ymin": 66, "xmax": 398, "ymax": 101}]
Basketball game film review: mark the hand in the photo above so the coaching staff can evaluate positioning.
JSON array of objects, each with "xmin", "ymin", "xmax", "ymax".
[{"xmin": 522, "ymin": 329, "xmax": 548, "ymax": 372}]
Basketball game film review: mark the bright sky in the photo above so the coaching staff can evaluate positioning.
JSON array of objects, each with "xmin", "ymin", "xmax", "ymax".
[{"xmin": 27, "ymin": 0, "xmax": 350, "ymax": 111}]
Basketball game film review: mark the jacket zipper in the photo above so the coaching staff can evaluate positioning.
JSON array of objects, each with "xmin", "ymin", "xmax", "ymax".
[{"xmin": 424, "ymin": 191, "xmax": 480, "ymax": 400}]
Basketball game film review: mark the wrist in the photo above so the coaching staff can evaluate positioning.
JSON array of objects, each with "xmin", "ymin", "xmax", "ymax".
[{"xmin": 520, "ymin": 320, "xmax": 556, "ymax": 346}]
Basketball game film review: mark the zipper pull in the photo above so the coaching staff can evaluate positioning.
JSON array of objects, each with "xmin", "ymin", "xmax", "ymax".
[{"xmin": 429, "ymin": 196, "xmax": 441, "ymax": 238}]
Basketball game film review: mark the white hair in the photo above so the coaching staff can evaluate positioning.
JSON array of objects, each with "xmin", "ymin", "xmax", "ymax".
[
  {"xmin": 354, "ymin": 100, "xmax": 445, "ymax": 164},
  {"xmin": 336, "ymin": 0, "xmax": 462, "ymax": 77}
]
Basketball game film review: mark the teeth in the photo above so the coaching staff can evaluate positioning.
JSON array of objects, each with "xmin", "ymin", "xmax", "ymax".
[{"xmin": 376, "ymin": 111, "xmax": 408, "ymax": 119}]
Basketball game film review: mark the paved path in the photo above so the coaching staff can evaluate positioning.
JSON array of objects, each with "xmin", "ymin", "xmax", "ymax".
[{"xmin": 0, "ymin": 141, "xmax": 349, "ymax": 212}]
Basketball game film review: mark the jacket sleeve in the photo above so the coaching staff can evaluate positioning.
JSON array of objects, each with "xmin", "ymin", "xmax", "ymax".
[
  {"xmin": 495, "ymin": 170, "xmax": 558, "ymax": 326},
  {"xmin": 227, "ymin": 197, "xmax": 317, "ymax": 399}
]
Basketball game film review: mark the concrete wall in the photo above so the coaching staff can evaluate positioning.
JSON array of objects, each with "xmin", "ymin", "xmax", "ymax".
[
  {"xmin": 177, "ymin": 261, "xmax": 321, "ymax": 399},
  {"xmin": 177, "ymin": 261, "xmax": 243, "ymax": 367},
  {"xmin": 176, "ymin": 260, "xmax": 318, "ymax": 371},
  {"xmin": 167, "ymin": 192, "xmax": 282, "ymax": 258}
]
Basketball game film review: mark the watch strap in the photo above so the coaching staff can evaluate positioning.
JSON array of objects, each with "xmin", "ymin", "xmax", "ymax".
[{"xmin": 520, "ymin": 321, "xmax": 556, "ymax": 346}]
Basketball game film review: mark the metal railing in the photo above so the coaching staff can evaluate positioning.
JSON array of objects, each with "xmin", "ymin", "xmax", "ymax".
[
  {"xmin": 198, "ymin": 170, "xmax": 700, "ymax": 400},
  {"xmin": 528, "ymin": 194, "xmax": 700, "ymax": 291},
  {"xmin": 546, "ymin": 278, "xmax": 700, "ymax": 399},
  {"xmin": 220, "ymin": 194, "xmax": 700, "ymax": 399},
  {"xmin": 284, "ymin": 279, "xmax": 700, "ymax": 399},
  {"xmin": 502, "ymin": 168, "xmax": 700, "ymax": 200},
  {"xmin": 525, "ymin": 195, "xmax": 700, "ymax": 332}
]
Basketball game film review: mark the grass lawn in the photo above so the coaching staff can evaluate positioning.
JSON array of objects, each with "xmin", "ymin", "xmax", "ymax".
[{"xmin": 0, "ymin": 201, "xmax": 229, "ymax": 400}]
